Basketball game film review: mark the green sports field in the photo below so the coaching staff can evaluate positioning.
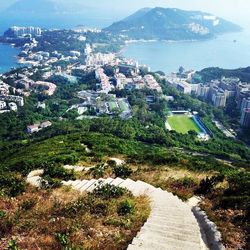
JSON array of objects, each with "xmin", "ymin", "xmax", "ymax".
[{"xmin": 167, "ymin": 115, "xmax": 201, "ymax": 134}]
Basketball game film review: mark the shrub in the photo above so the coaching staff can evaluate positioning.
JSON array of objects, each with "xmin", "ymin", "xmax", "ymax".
[
  {"xmin": 7, "ymin": 239, "xmax": 18, "ymax": 250},
  {"xmin": 107, "ymin": 160, "xmax": 117, "ymax": 168},
  {"xmin": 196, "ymin": 175, "xmax": 224, "ymax": 195},
  {"xmin": 0, "ymin": 172, "xmax": 26, "ymax": 197},
  {"xmin": 0, "ymin": 216, "xmax": 14, "ymax": 236},
  {"xmin": 55, "ymin": 233, "xmax": 70, "ymax": 247},
  {"xmin": 43, "ymin": 165, "xmax": 75, "ymax": 181},
  {"xmin": 0, "ymin": 210, "xmax": 6, "ymax": 218},
  {"xmin": 117, "ymin": 200, "xmax": 135, "ymax": 216},
  {"xmin": 61, "ymin": 198, "xmax": 86, "ymax": 217},
  {"xmin": 171, "ymin": 177, "xmax": 198, "ymax": 189},
  {"xmin": 19, "ymin": 199, "xmax": 37, "ymax": 211},
  {"xmin": 92, "ymin": 184, "xmax": 129, "ymax": 199},
  {"xmin": 226, "ymin": 172, "xmax": 250, "ymax": 196},
  {"xmin": 41, "ymin": 176, "xmax": 62, "ymax": 189},
  {"xmin": 220, "ymin": 195, "xmax": 250, "ymax": 210},
  {"xmin": 91, "ymin": 164, "xmax": 107, "ymax": 178},
  {"xmin": 112, "ymin": 165, "xmax": 132, "ymax": 179},
  {"xmin": 90, "ymin": 202, "xmax": 108, "ymax": 216},
  {"xmin": 104, "ymin": 218, "xmax": 132, "ymax": 228}
]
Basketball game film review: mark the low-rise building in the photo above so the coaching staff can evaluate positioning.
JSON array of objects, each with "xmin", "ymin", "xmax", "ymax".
[
  {"xmin": 27, "ymin": 124, "xmax": 40, "ymax": 133},
  {"xmin": 143, "ymin": 74, "xmax": 162, "ymax": 92},
  {"xmin": 40, "ymin": 121, "xmax": 52, "ymax": 129},
  {"xmin": 0, "ymin": 95, "xmax": 24, "ymax": 106},
  {"xmin": 0, "ymin": 101, "xmax": 6, "ymax": 110},
  {"xmin": 176, "ymin": 81, "xmax": 192, "ymax": 94},
  {"xmin": 95, "ymin": 68, "xmax": 113, "ymax": 93},
  {"xmin": 9, "ymin": 102, "xmax": 18, "ymax": 111}
]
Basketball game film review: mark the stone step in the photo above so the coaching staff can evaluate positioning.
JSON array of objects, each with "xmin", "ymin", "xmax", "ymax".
[
  {"xmin": 99, "ymin": 177, "xmax": 114, "ymax": 185},
  {"xmin": 76, "ymin": 180, "xmax": 89, "ymax": 190},
  {"xmin": 27, "ymin": 169, "xmax": 44, "ymax": 178},
  {"xmin": 75, "ymin": 180, "xmax": 90, "ymax": 189},
  {"xmin": 119, "ymin": 178, "xmax": 137, "ymax": 189},
  {"xmin": 143, "ymin": 221, "xmax": 200, "ymax": 236},
  {"xmin": 148, "ymin": 214, "xmax": 198, "ymax": 226},
  {"xmin": 148, "ymin": 215, "xmax": 197, "ymax": 226},
  {"xmin": 146, "ymin": 217, "xmax": 199, "ymax": 229},
  {"xmin": 150, "ymin": 194, "xmax": 189, "ymax": 208},
  {"xmin": 86, "ymin": 179, "xmax": 104, "ymax": 192},
  {"xmin": 71, "ymin": 180, "xmax": 82, "ymax": 188},
  {"xmin": 79, "ymin": 179, "xmax": 97, "ymax": 192},
  {"xmin": 139, "ymin": 227, "xmax": 201, "ymax": 244},
  {"xmin": 151, "ymin": 203, "xmax": 192, "ymax": 211},
  {"xmin": 133, "ymin": 234, "xmax": 201, "ymax": 249},
  {"xmin": 149, "ymin": 195, "xmax": 182, "ymax": 208},
  {"xmin": 127, "ymin": 241, "xmax": 169, "ymax": 250},
  {"xmin": 62, "ymin": 180, "xmax": 74, "ymax": 186},
  {"xmin": 151, "ymin": 207, "xmax": 192, "ymax": 215},
  {"xmin": 110, "ymin": 177, "xmax": 125, "ymax": 186},
  {"xmin": 134, "ymin": 180, "xmax": 156, "ymax": 195},
  {"xmin": 148, "ymin": 212, "xmax": 197, "ymax": 221},
  {"xmin": 27, "ymin": 176, "xmax": 42, "ymax": 187},
  {"xmin": 148, "ymin": 189, "xmax": 173, "ymax": 197},
  {"xmin": 131, "ymin": 238, "xmax": 200, "ymax": 250},
  {"xmin": 152, "ymin": 207, "xmax": 194, "ymax": 218}
]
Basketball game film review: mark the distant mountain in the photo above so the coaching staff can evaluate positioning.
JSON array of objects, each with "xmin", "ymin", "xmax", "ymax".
[
  {"xmin": 5, "ymin": 0, "xmax": 58, "ymax": 15},
  {"xmin": 3, "ymin": 0, "xmax": 92, "ymax": 17},
  {"xmin": 104, "ymin": 7, "xmax": 241, "ymax": 41},
  {"xmin": 0, "ymin": 0, "xmax": 103, "ymax": 31}
]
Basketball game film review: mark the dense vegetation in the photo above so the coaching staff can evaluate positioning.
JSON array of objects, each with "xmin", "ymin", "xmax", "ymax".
[
  {"xmin": 0, "ymin": 185, "xmax": 150, "ymax": 249},
  {"xmin": 0, "ymin": 65, "xmax": 249, "ymax": 248},
  {"xmin": 197, "ymin": 67, "xmax": 250, "ymax": 82}
]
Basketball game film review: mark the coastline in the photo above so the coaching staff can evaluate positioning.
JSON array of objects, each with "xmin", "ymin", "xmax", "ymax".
[{"xmin": 123, "ymin": 29, "xmax": 243, "ymax": 45}]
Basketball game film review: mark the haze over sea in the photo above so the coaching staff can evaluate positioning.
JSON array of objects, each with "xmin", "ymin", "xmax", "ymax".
[
  {"xmin": 123, "ymin": 28, "xmax": 250, "ymax": 73},
  {"xmin": 0, "ymin": 16, "xmax": 250, "ymax": 74}
]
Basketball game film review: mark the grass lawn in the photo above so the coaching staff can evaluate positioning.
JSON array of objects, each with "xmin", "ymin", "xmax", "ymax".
[
  {"xmin": 118, "ymin": 100, "xmax": 129, "ymax": 112},
  {"xmin": 108, "ymin": 101, "xmax": 118, "ymax": 111},
  {"xmin": 167, "ymin": 115, "xmax": 201, "ymax": 134}
]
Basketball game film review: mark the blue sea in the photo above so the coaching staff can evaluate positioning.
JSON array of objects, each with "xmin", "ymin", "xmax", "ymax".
[
  {"xmin": 0, "ymin": 16, "xmax": 250, "ymax": 74},
  {"xmin": 0, "ymin": 44, "xmax": 20, "ymax": 74},
  {"xmin": 123, "ymin": 28, "xmax": 250, "ymax": 73}
]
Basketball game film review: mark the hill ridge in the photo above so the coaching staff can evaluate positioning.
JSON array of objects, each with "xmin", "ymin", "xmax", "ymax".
[{"xmin": 104, "ymin": 7, "xmax": 241, "ymax": 41}]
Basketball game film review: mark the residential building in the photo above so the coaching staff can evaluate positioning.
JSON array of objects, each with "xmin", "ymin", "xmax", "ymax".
[
  {"xmin": 0, "ymin": 96, "xmax": 24, "ymax": 106},
  {"xmin": 95, "ymin": 68, "xmax": 112, "ymax": 93},
  {"xmin": 40, "ymin": 121, "xmax": 52, "ymax": 129},
  {"xmin": 176, "ymin": 81, "xmax": 192, "ymax": 94},
  {"xmin": 9, "ymin": 102, "xmax": 18, "ymax": 111},
  {"xmin": 197, "ymin": 84, "xmax": 210, "ymax": 99},
  {"xmin": 118, "ymin": 63, "xmax": 139, "ymax": 76},
  {"xmin": 143, "ymin": 74, "xmax": 162, "ymax": 93},
  {"xmin": 210, "ymin": 86, "xmax": 227, "ymax": 107},
  {"xmin": 5, "ymin": 26, "xmax": 42, "ymax": 37},
  {"xmin": 27, "ymin": 124, "xmax": 40, "ymax": 133},
  {"xmin": 0, "ymin": 101, "xmax": 6, "ymax": 110},
  {"xmin": 240, "ymin": 108, "xmax": 250, "ymax": 128},
  {"xmin": 241, "ymin": 98, "xmax": 250, "ymax": 112}
]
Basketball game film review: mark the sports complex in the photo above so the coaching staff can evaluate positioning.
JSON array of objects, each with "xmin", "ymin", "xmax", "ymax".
[{"xmin": 166, "ymin": 111, "xmax": 212, "ymax": 140}]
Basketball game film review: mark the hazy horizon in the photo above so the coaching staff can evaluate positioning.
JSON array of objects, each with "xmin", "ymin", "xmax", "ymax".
[{"xmin": 1, "ymin": 0, "xmax": 250, "ymax": 28}]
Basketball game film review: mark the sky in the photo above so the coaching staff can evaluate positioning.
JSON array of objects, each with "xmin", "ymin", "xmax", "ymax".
[
  {"xmin": 1, "ymin": 0, "xmax": 250, "ymax": 28},
  {"xmin": 93, "ymin": 0, "xmax": 250, "ymax": 27}
]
